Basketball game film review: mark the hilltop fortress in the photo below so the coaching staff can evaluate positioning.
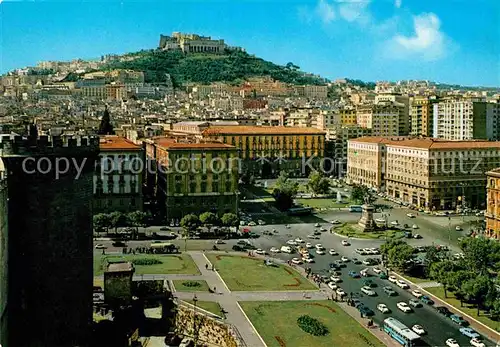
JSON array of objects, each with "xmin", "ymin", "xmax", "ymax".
[{"xmin": 158, "ymin": 32, "xmax": 244, "ymax": 54}]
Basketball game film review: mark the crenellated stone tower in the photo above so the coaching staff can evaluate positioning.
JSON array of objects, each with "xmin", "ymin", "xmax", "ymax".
[{"xmin": 0, "ymin": 133, "xmax": 99, "ymax": 347}]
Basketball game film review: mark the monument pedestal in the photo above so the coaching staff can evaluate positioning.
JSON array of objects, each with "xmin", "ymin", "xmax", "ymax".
[{"xmin": 358, "ymin": 204, "xmax": 376, "ymax": 232}]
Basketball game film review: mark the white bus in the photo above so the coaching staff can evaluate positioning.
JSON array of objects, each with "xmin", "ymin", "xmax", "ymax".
[
  {"xmin": 349, "ymin": 205, "xmax": 363, "ymax": 212},
  {"xmin": 383, "ymin": 317, "xmax": 421, "ymax": 347}
]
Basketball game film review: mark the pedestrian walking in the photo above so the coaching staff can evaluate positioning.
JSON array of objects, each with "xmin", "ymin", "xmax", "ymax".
[
  {"xmin": 205, "ymin": 264, "xmax": 208, "ymax": 270},
  {"xmin": 213, "ymin": 286, "xmax": 217, "ymax": 293}
]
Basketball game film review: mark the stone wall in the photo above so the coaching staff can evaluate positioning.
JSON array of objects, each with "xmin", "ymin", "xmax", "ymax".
[{"xmin": 174, "ymin": 304, "xmax": 243, "ymax": 347}]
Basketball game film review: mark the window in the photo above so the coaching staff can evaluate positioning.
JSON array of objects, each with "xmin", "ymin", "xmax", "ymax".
[
  {"xmin": 190, "ymin": 183, "xmax": 196, "ymax": 193},
  {"xmin": 201, "ymin": 182, "xmax": 207, "ymax": 192},
  {"xmin": 212, "ymin": 181, "xmax": 219, "ymax": 193}
]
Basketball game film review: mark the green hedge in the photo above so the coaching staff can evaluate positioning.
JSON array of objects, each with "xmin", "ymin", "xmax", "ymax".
[
  {"xmin": 297, "ymin": 315, "xmax": 329, "ymax": 336},
  {"xmin": 131, "ymin": 258, "xmax": 162, "ymax": 266},
  {"xmin": 182, "ymin": 281, "xmax": 202, "ymax": 288}
]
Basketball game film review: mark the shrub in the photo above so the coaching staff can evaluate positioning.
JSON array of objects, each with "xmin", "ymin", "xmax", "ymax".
[
  {"xmin": 297, "ymin": 315, "xmax": 329, "ymax": 336},
  {"xmin": 182, "ymin": 281, "xmax": 202, "ymax": 288},
  {"xmin": 131, "ymin": 258, "xmax": 162, "ymax": 266}
]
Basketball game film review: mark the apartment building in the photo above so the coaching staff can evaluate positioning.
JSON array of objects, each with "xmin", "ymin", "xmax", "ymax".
[
  {"xmin": 347, "ymin": 137, "xmax": 500, "ymax": 210},
  {"xmin": 144, "ymin": 138, "xmax": 239, "ymax": 221},
  {"xmin": 328, "ymin": 125, "xmax": 372, "ymax": 169},
  {"xmin": 202, "ymin": 126, "xmax": 325, "ymax": 177},
  {"xmin": 432, "ymin": 98, "xmax": 500, "ymax": 140},
  {"xmin": 356, "ymin": 104, "xmax": 400, "ymax": 136},
  {"xmin": 375, "ymin": 93, "xmax": 410, "ymax": 135},
  {"xmin": 94, "ymin": 135, "xmax": 144, "ymax": 213},
  {"xmin": 410, "ymin": 95, "xmax": 438, "ymax": 137},
  {"xmin": 486, "ymin": 168, "xmax": 500, "ymax": 239}
]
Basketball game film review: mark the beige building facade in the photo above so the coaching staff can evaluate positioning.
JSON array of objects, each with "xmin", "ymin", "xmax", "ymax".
[
  {"xmin": 486, "ymin": 168, "xmax": 500, "ymax": 239},
  {"xmin": 356, "ymin": 104, "xmax": 400, "ymax": 136}
]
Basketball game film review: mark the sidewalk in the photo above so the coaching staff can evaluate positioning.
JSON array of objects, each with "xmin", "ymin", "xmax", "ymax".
[{"xmin": 391, "ymin": 271, "xmax": 500, "ymax": 343}]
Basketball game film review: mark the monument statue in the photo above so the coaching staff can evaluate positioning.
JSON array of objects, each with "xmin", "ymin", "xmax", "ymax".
[
  {"xmin": 358, "ymin": 194, "xmax": 376, "ymax": 232},
  {"xmin": 364, "ymin": 194, "xmax": 371, "ymax": 205}
]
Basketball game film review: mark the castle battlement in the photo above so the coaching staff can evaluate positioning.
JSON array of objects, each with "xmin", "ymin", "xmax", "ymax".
[{"xmin": 0, "ymin": 135, "xmax": 100, "ymax": 157}]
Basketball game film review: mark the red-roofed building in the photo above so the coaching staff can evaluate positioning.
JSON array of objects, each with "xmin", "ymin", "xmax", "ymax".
[
  {"xmin": 143, "ymin": 137, "xmax": 239, "ymax": 221},
  {"xmin": 94, "ymin": 135, "xmax": 144, "ymax": 213},
  {"xmin": 348, "ymin": 136, "xmax": 500, "ymax": 210}
]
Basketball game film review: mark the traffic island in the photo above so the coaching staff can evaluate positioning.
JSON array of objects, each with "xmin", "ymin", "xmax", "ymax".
[{"xmin": 332, "ymin": 223, "xmax": 404, "ymax": 240}]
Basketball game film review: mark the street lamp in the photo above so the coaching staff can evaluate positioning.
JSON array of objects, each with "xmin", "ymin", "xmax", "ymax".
[{"xmin": 192, "ymin": 294, "xmax": 198, "ymax": 343}]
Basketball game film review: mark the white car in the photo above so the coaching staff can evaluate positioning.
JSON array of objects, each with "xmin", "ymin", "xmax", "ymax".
[
  {"xmin": 390, "ymin": 221, "xmax": 399, "ymax": 226},
  {"xmin": 295, "ymin": 237, "xmax": 304, "ymax": 243},
  {"xmin": 412, "ymin": 325, "xmax": 426, "ymax": 335},
  {"xmin": 362, "ymin": 259, "xmax": 371, "ymax": 265},
  {"xmin": 456, "ymin": 226, "xmax": 462, "ymax": 231},
  {"xmin": 377, "ymin": 303, "xmax": 390, "ymax": 313},
  {"xmin": 291, "ymin": 258, "xmax": 302, "ymax": 265},
  {"xmin": 320, "ymin": 227, "xmax": 328, "ymax": 232},
  {"xmin": 316, "ymin": 249, "xmax": 326, "ymax": 255},
  {"xmin": 287, "ymin": 240, "xmax": 297, "ymax": 245},
  {"xmin": 307, "ymin": 234, "xmax": 318, "ymax": 239},
  {"xmin": 95, "ymin": 244, "xmax": 107, "ymax": 249},
  {"xmin": 397, "ymin": 302, "xmax": 412, "ymax": 313},
  {"xmin": 305, "ymin": 242, "xmax": 313, "ymax": 248},
  {"xmin": 412, "ymin": 224, "xmax": 419, "ymax": 229},
  {"xmin": 388, "ymin": 276, "xmax": 398, "ymax": 283},
  {"xmin": 397, "ymin": 280, "xmax": 409, "ymax": 289},
  {"xmin": 336, "ymin": 288, "xmax": 346, "ymax": 296},
  {"xmin": 330, "ymin": 276, "xmax": 342, "ymax": 283},
  {"xmin": 407, "ymin": 213, "xmax": 415, "ymax": 218},
  {"xmin": 370, "ymin": 247, "xmax": 380, "ymax": 254},
  {"xmin": 329, "ymin": 249, "xmax": 338, "ymax": 255},
  {"xmin": 303, "ymin": 257, "xmax": 315, "ymax": 263},
  {"xmin": 280, "ymin": 246, "xmax": 293, "ymax": 253},
  {"xmin": 341, "ymin": 240, "xmax": 350, "ymax": 246},
  {"xmin": 314, "ymin": 223, "xmax": 321, "ymax": 227},
  {"xmin": 446, "ymin": 338, "xmax": 460, "ymax": 347},
  {"xmin": 341, "ymin": 256, "xmax": 349, "ymax": 262},
  {"xmin": 255, "ymin": 249, "xmax": 266, "ymax": 255},
  {"xmin": 470, "ymin": 338, "xmax": 485, "ymax": 347},
  {"xmin": 331, "ymin": 220, "xmax": 341, "ymax": 224},
  {"xmin": 375, "ymin": 218, "xmax": 386, "ymax": 223},
  {"xmin": 361, "ymin": 286, "xmax": 376, "ymax": 296},
  {"xmin": 411, "ymin": 289, "xmax": 423, "ymax": 298},
  {"xmin": 372, "ymin": 267, "xmax": 382, "ymax": 274},
  {"xmin": 315, "ymin": 244, "xmax": 323, "ymax": 249},
  {"xmin": 328, "ymin": 282, "xmax": 338, "ymax": 290},
  {"xmin": 270, "ymin": 247, "xmax": 280, "ymax": 253},
  {"xmin": 248, "ymin": 221, "xmax": 257, "ymax": 226},
  {"xmin": 285, "ymin": 224, "xmax": 291, "ymax": 229}
]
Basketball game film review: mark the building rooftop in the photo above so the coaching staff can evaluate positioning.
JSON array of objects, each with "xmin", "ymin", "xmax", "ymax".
[
  {"xmin": 106, "ymin": 261, "xmax": 134, "ymax": 273},
  {"xmin": 203, "ymin": 126, "xmax": 326, "ymax": 135},
  {"xmin": 99, "ymin": 135, "xmax": 142, "ymax": 151},
  {"xmin": 351, "ymin": 136, "xmax": 500, "ymax": 150},
  {"xmin": 487, "ymin": 168, "xmax": 500, "ymax": 178},
  {"xmin": 157, "ymin": 141, "xmax": 236, "ymax": 150}
]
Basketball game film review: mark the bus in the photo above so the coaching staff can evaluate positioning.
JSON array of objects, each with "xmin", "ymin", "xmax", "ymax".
[
  {"xmin": 287, "ymin": 207, "xmax": 313, "ymax": 216},
  {"xmin": 349, "ymin": 205, "xmax": 363, "ymax": 212},
  {"xmin": 383, "ymin": 317, "xmax": 421, "ymax": 347}
]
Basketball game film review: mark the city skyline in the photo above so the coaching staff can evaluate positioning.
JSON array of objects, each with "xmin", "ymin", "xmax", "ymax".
[{"xmin": 0, "ymin": 0, "xmax": 499, "ymax": 87}]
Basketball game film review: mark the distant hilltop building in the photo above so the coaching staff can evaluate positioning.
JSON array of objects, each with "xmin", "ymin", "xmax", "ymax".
[{"xmin": 158, "ymin": 32, "xmax": 244, "ymax": 53}]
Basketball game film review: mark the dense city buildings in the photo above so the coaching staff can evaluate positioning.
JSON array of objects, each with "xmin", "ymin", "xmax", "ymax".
[
  {"xmin": 202, "ymin": 126, "xmax": 326, "ymax": 177},
  {"xmin": 432, "ymin": 98, "xmax": 500, "ymax": 140},
  {"xmin": 144, "ymin": 138, "xmax": 239, "ymax": 221},
  {"xmin": 347, "ymin": 136, "xmax": 500, "ymax": 210},
  {"xmin": 356, "ymin": 104, "xmax": 400, "ymax": 136},
  {"xmin": 410, "ymin": 95, "xmax": 438, "ymax": 137},
  {"xmin": 94, "ymin": 135, "xmax": 144, "ymax": 213},
  {"xmin": 486, "ymin": 168, "xmax": 500, "ymax": 239},
  {"xmin": 0, "ymin": 133, "xmax": 99, "ymax": 347}
]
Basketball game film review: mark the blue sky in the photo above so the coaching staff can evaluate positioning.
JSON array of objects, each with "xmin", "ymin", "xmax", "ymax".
[{"xmin": 0, "ymin": 0, "xmax": 499, "ymax": 86}]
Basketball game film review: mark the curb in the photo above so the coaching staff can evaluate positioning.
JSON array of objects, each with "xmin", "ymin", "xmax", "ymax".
[
  {"xmin": 235, "ymin": 301, "xmax": 268, "ymax": 347},
  {"xmin": 391, "ymin": 272, "xmax": 500, "ymax": 342}
]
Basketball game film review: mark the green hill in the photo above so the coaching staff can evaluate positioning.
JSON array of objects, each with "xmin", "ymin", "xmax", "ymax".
[{"xmin": 103, "ymin": 49, "xmax": 327, "ymax": 87}]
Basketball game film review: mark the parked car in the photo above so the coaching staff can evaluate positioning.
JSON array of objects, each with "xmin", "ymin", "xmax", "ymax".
[
  {"xmin": 397, "ymin": 302, "xmax": 412, "ymax": 313},
  {"xmin": 450, "ymin": 314, "xmax": 468, "ymax": 326},
  {"xmin": 330, "ymin": 276, "xmax": 342, "ymax": 283},
  {"xmin": 388, "ymin": 276, "xmax": 398, "ymax": 283},
  {"xmin": 291, "ymin": 258, "xmax": 302, "ymax": 265},
  {"xmin": 436, "ymin": 306, "xmax": 452, "ymax": 317},
  {"xmin": 420, "ymin": 295, "xmax": 434, "ymax": 305},
  {"xmin": 341, "ymin": 256, "xmax": 349, "ymax": 262},
  {"xmin": 459, "ymin": 327, "xmax": 480, "ymax": 339},
  {"xmin": 383, "ymin": 286, "xmax": 397, "ymax": 296},
  {"xmin": 352, "ymin": 258, "xmax": 362, "ymax": 265},
  {"xmin": 269, "ymin": 247, "xmax": 280, "ymax": 253},
  {"xmin": 456, "ymin": 226, "xmax": 462, "ymax": 231},
  {"xmin": 329, "ymin": 249, "xmax": 338, "ymax": 255},
  {"xmin": 412, "ymin": 224, "xmax": 419, "ymax": 229},
  {"xmin": 377, "ymin": 303, "xmax": 390, "ymax": 313},
  {"xmin": 348, "ymin": 271, "xmax": 360, "ymax": 278},
  {"xmin": 397, "ymin": 280, "xmax": 409, "ymax": 289},
  {"xmin": 445, "ymin": 338, "xmax": 460, "ymax": 347},
  {"xmin": 316, "ymin": 249, "xmax": 326, "ymax": 255},
  {"xmin": 408, "ymin": 299, "xmax": 422, "ymax": 308},
  {"xmin": 412, "ymin": 325, "xmax": 426, "ymax": 335},
  {"xmin": 379, "ymin": 273, "xmax": 388, "ymax": 280},
  {"xmin": 407, "ymin": 213, "xmax": 415, "ymax": 218},
  {"xmin": 331, "ymin": 220, "xmax": 341, "ymax": 224},
  {"xmin": 358, "ymin": 305, "xmax": 375, "ymax": 317},
  {"xmin": 328, "ymin": 282, "xmax": 338, "ymax": 290},
  {"xmin": 361, "ymin": 286, "xmax": 376, "ymax": 296},
  {"xmin": 411, "ymin": 289, "xmax": 423, "ymax": 298},
  {"xmin": 470, "ymin": 338, "xmax": 486, "ymax": 347},
  {"xmin": 372, "ymin": 267, "xmax": 382, "ymax": 274},
  {"xmin": 95, "ymin": 244, "xmax": 107, "ymax": 249},
  {"xmin": 336, "ymin": 288, "xmax": 346, "ymax": 296}
]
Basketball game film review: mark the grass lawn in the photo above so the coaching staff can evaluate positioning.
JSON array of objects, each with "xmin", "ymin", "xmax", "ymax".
[
  {"xmin": 334, "ymin": 223, "xmax": 404, "ymax": 240},
  {"xmin": 93, "ymin": 253, "xmax": 200, "ymax": 276},
  {"xmin": 240, "ymin": 301, "xmax": 384, "ymax": 347},
  {"xmin": 185, "ymin": 300, "xmax": 223, "ymax": 316},
  {"xmin": 398, "ymin": 273, "xmax": 432, "ymax": 284},
  {"xmin": 206, "ymin": 254, "xmax": 316, "ymax": 291},
  {"xmin": 172, "ymin": 280, "xmax": 210, "ymax": 292},
  {"xmin": 425, "ymin": 287, "xmax": 500, "ymax": 331},
  {"xmin": 296, "ymin": 198, "xmax": 349, "ymax": 209}
]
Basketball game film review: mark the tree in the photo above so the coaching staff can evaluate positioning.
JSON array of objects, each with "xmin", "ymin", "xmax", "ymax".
[
  {"xmin": 221, "ymin": 213, "xmax": 239, "ymax": 228},
  {"xmin": 489, "ymin": 300, "xmax": 500, "ymax": 320},
  {"xmin": 127, "ymin": 211, "xmax": 148, "ymax": 239},
  {"xmin": 180, "ymin": 214, "xmax": 200, "ymax": 251},
  {"xmin": 97, "ymin": 107, "xmax": 115, "ymax": 135},
  {"xmin": 272, "ymin": 171, "xmax": 299, "ymax": 211},
  {"xmin": 199, "ymin": 212, "xmax": 219, "ymax": 233},
  {"xmin": 307, "ymin": 171, "xmax": 331, "ymax": 196},
  {"xmin": 429, "ymin": 260, "xmax": 459, "ymax": 297},
  {"xmin": 380, "ymin": 239, "xmax": 405, "ymax": 257},
  {"xmin": 351, "ymin": 185, "xmax": 369, "ymax": 204},
  {"xmin": 461, "ymin": 276, "xmax": 493, "ymax": 315},
  {"xmin": 423, "ymin": 246, "xmax": 441, "ymax": 277},
  {"xmin": 109, "ymin": 212, "xmax": 127, "ymax": 233},
  {"xmin": 93, "ymin": 213, "xmax": 111, "ymax": 234},
  {"xmin": 387, "ymin": 243, "xmax": 415, "ymax": 273},
  {"xmin": 460, "ymin": 237, "xmax": 500, "ymax": 275}
]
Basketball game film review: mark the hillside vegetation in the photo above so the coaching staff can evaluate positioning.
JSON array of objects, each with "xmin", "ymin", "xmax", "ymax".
[{"xmin": 103, "ymin": 49, "xmax": 327, "ymax": 87}]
